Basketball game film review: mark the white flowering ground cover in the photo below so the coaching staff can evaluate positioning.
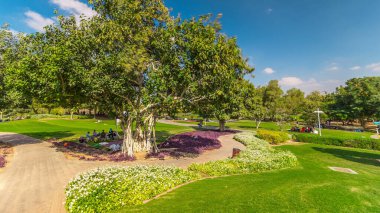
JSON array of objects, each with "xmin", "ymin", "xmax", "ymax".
[
  {"xmin": 65, "ymin": 166, "xmax": 199, "ymax": 213},
  {"xmin": 188, "ymin": 132, "xmax": 298, "ymax": 176},
  {"xmin": 65, "ymin": 132, "xmax": 298, "ymax": 212}
]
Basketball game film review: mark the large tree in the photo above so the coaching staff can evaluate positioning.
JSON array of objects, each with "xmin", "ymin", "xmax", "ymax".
[
  {"xmin": 283, "ymin": 88, "xmax": 305, "ymax": 120},
  {"xmin": 82, "ymin": 1, "xmax": 252, "ymax": 155},
  {"xmin": 3, "ymin": 0, "xmax": 252, "ymax": 157},
  {"xmin": 0, "ymin": 25, "xmax": 26, "ymax": 119},
  {"xmin": 6, "ymin": 16, "xmax": 90, "ymax": 120},
  {"xmin": 240, "ymin": 80, "xmax": 267, "ymax": 129},
  {"xmin": 328, "ymin": 77, "xmax": 380, "ymax": 127},
  {"xmin": 263, "ymin": 80, "xmax": 283, "ymax": 120}
]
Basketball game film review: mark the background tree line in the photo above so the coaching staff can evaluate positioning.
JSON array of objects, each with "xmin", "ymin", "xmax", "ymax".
[{"xmin": 239, "ymin": 77, "xmax": 380, "ymax": 129}]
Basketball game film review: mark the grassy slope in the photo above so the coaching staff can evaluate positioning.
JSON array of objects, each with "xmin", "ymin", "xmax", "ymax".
[
  {"xmin": 122, "ymin": 144, "xmax": 380, "ymax": 212},
  {"xmin": 0, "ymin": 119, "xmax": 193, "ymax": 142}
]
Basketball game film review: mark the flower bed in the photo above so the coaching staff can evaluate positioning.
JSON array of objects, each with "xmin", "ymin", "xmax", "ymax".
[
  {"xmin": 65, "ymin": 166, "xmax": 199, "ymax": 213},
  {"xmin": 151, "ymin": 130, "xmax": 235, "ymax": 158},
  {"xmin": 188, "ymin": 132, "xmax": 298, "ymax": 176},
  {"xmin": 51, "ymin": 141, "xmax": 134, "ymax": 162}
]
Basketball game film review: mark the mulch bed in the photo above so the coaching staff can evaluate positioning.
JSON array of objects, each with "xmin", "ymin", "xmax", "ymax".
[
  {"xmin": 0, "ymin": 142, "xmax": 14, "ymax": 168},
  {"xmin": 148, "ymin": 130, "xmax": 236, "ymax": 159},
  {"xmin": 50, "ymin": 140, "xmax": 134, "ymax": 162},
  {"xmin": 49, "ymin": 130, "xmax": 236, "ymax": 161}
]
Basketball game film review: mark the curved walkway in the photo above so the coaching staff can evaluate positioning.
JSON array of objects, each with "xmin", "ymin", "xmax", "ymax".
[{"xmin": 0, "ymin": 126, "xmax": 244, "ymax": 213}]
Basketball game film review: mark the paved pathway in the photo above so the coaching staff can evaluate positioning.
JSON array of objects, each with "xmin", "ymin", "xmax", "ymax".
[{"xmin": 0, "ymin": 124, "xmax": 244, "ymax": 213}]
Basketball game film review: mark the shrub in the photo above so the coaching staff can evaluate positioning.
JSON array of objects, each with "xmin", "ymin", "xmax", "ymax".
[
  {"xmin": 51, "ymin": 107, "xmax": 65, "ymax": 116},
  {"xmin": 188, "ymin": 132, "xmax": 297, "ymax": 176},
  {"xmin": 65, "ymin": 166, "xmax": 199, "ymax": 212},
  {"xmin": 30, "ymin": 114, "xmax": 64, "ymax": 119},
  {"xmin": 293, "ymin": 134, "xmax": 380, "ymax": 151},
  {"xmin": 256, "ymin": 129, "xmax": 289, "ymax": 144},
  {"xmin": 155, "ymin": 131, "xmax": 234, "ymax": 158}
]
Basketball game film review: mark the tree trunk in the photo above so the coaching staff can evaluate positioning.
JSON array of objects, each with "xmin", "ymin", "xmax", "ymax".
[
  {"xmin": 31, "ymin": 106, "xmax": 38, "ymax": 114},
  {"xmin": 134, "ymin": 115, "xmax": 145, "ymax": 152},
  {"xmin": 219, "ymin": 119, "xmax": 226, "ymax": 132},
  {"xmin": 70, "ymin": 110, "xmax": 74, "ymax": 120},
  {"xmin": 359, "ymin": 118, "xmax": 366, "ymax": 128},
  {"xmin": 145, "ymin": 113, "xmax": 158, "ymax": 153},
  {"xmin": 0, "ymin": 111, "xmax": 3, "ymax": 120},
  {"xmin": 122, "ymin": 116, "xmax": 134, "ymax": 157},
  {"xmin": 152, "ymin": 119, "xmax": 158, "ymax": 153},
  {"xmin": 47, "ymin": 107, "xmax": 52, "ymax": 114},
  {"xmin": 93, "ymin": 107, "xmax": 96, "ymax": 119},
  {"xmin": 255, "ymin": 119, "xmax": 262, "ymax": 129}
]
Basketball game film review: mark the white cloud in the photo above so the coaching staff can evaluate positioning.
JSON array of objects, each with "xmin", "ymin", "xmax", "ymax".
[
  {"xmin": 279, "ymin": 77, "xmax": 304, "ymax": 87},
  {"xmin": 50, "ymin": 0, "xmax": 96, "ymax": 18},
  {"xmin": 366, "ymin": 63, "xmax": 380, "ymax": 72},
  {"xmin": 266, "ymin": 8, "xmax": 273, "ymax": 14},
  {"xmin": 279, "ymin": 77, "xmax": 342, "ymax": 94},
  {"xmin": 350, "ymin": 66, "xmax": 361, "ymax": 71},
  {"xmin": 24, "ymin": 10, "xmax": 54, "ymax": 32},
  {"xmin": 263, "ymin": 67, "xmax": 275, "ymax": 74},
  {"xmin": 327, "ymin": 66, "xmax": 339, "ymax": 71}
]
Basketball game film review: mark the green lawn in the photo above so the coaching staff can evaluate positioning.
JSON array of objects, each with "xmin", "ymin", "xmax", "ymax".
[
  {"xmin": 121, "ymin": 144, "xmax": 380, "ymax": 212},
  {"xmin": 177, "ymin": 120, "xmax": 374, "ymax": 140},
  {"xmin": 0, "ymin": 119, "xmax": 193, "ymax": 142}
]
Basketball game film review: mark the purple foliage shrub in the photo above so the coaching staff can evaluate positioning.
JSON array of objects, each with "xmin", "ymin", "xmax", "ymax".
[
  {"xmin": 152, "ymin": 130, "xmax": 235, "ymax": 158},
  {"xmin": 0, "ymin": 155, "xmax": 6, "ymax": 168},
  {"xmin": 51, "ymin": 141, "xmax": 134, "ymax": 162}
]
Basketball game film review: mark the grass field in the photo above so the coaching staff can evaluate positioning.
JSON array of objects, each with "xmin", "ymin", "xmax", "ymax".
[
  {"xmin": 0, "ymin": 119, "xmax": 193, "ymax": 142},
  {"xmin": 122, "ymin": 143, "xmax": 380, "ymax": 212},
  {"xmin": 177, "ymin": 120, "xmax": 374, "ymax": 139},
  {"xmin": 176, "ymin": 120, "xmax": 291, "ymax": 131}
]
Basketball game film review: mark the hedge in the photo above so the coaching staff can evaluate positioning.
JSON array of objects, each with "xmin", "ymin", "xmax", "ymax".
[
  {"xmin": 65, "ymin": 166, "xmax": 199, "ymax": 213},
  {"xmin": 293, "ymin": 133, "xmax": 380, "ymax": 150},
  {"xmin": 188, "ymin": 132, "xmax": 298, "ymax": 176},
  {"xmin": 256, "ymin": 129, "xmax": 290, "ymax": 144}
]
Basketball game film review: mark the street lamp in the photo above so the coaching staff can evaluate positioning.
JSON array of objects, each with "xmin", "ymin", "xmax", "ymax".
[
  {"xmin": 314, "ymin": 108, "xmax": 324, "ymax": 136},
  {"xmin": 374, "ymin": 121, "xmax": 380, "ymax": 136}
]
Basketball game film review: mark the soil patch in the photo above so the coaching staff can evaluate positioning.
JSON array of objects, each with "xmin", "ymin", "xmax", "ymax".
[{"xmin": 0, "ymin": 142, "xmax": 14, "ymax": 168}]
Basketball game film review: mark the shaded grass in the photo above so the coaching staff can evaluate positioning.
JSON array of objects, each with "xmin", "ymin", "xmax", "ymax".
[
  {"xmin": 0, "ymin": 119, "xmax": 193, "ymax": 142},
  {"xmin": 176, "ymin": 120, "xmax": 291, "ymax": 131},
  {"xmin": 177, "ymin": 120, "xmax": 375, "ymax": 140},
  {"xmin": 121, "ymin": 144, "xmax": 380, "ymax": 212}
]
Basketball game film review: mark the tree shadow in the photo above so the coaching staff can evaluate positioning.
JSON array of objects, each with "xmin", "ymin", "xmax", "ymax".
[
  {"xmin": 156, "ymin": 130, "xmax": 179, "ymax": 144},
  {"xmin": 313, "ymin": 147, "xmax": 380, "ymax": 167},
  {"xmin": 24, "ymin": 131, "xmax": 75, "ymax": 141},
  {"xmin": 0, "ymin": 131, "xmax": 75, "ymax": 146},
  {"xmin": 236, "ymin": 125, "xmax": 256, "ymax": 130}
]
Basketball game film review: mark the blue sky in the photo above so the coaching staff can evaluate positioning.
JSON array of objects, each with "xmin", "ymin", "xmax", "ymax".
[{"xmin": 1, "ymin": 0, "xmax": 380, "ymax": 93}]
